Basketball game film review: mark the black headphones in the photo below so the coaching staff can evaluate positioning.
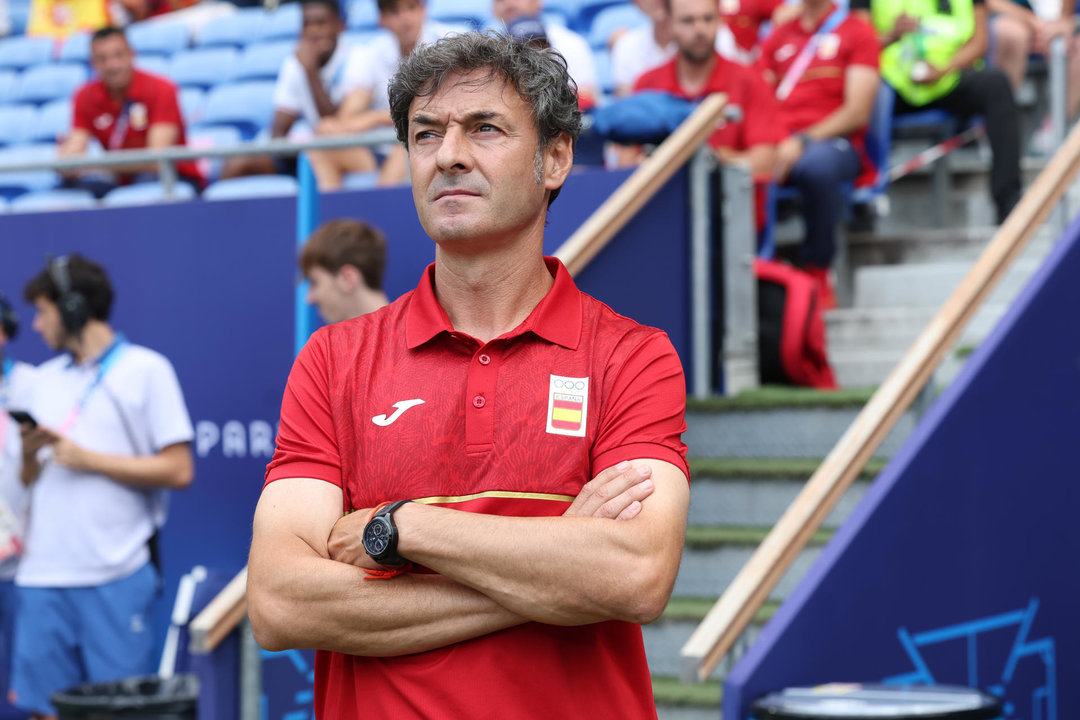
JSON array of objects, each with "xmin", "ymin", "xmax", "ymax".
[
  {"xmin": 0, "ymin": 292, "xmax": 16, "ymax": 340},
  {"xmin": 49, "ymin": 256, "xmax": 91, "ymax": 336}
]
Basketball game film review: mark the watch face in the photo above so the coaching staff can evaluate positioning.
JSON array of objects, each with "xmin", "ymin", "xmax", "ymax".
[{"xmin": 364, "ymin": 518, "xmax": 392, "ymax": 556}]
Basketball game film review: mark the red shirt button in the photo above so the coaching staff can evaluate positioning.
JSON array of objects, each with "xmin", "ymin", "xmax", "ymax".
[
  {"xmin": 478, "ymin": 354, "xmax": 491, "ymax": 365},
  {"xmin": 472, "ymin": 395, "xmax": 486, "ymax": 408}
]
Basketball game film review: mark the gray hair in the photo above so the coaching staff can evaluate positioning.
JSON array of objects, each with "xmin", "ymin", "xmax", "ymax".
[{"xmin": 388, "ymin": 32, "xmax": 582, "ymax": 206}]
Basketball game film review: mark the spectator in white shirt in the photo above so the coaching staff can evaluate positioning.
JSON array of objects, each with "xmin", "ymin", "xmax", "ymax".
[{"xmin": 493, "ymin": 0, "xmax": 600, "ymax": 107}]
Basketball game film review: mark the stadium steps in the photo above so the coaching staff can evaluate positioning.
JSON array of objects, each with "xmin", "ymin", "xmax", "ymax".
[{"xmin": 649, "ymin": 390, "xmax": 899, "ymax": 719}]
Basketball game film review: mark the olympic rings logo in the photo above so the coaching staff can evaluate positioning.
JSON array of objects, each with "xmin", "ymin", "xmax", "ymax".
[{"xmin": 553, "ymin": 379, "xmax": 586, "ymax": 391}]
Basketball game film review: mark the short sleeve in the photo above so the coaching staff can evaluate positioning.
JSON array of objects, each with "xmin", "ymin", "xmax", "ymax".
[
  {"xmin": 612, "ymin": 32, "xmax": 643, "ymax": 89},
  {"xmin": 591, "ymin": 331, "xmax": 690, "ymax": 481},
  {"xmin": 147, "ymin": 79, "xmax": 183, "ymax": 128},
  {"xmin": 264, "ymin": 329, "xmax": 341, "ymax": 488},
  {"xmin": 340, "ymin": 43, "xmax": 376, "ymax": 93},
  {"xmin": 843, "ymin": 16, "xmax": 881, "ymax": 69},
  {"xmin": 143, "ymin": 355, "xmax": 194, "ymax": 452},
  {"xmin": 742, "ymin": 67, "xmax": 786, "ymax": 146},
  {"xmin": 72, "ymin": 87, "xmax": 94, "ymax": 131},
  {"xmin": 557, "ymin": 28, "xmax": 598, "ymax": 94},
  {"xmin": 273, "ymin": 57, "xmax": 304, "ymax": 115}
]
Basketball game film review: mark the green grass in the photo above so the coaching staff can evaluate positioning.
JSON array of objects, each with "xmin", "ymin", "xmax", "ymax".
[
  {"xmin": 661, "ymin": 597, "xmax": 780, "ymax": 624},
  {"xmin": 685, "ymin": 525, "xmax": 834, "ymax": 549},
  {"xmin": 687, "ymin": 385, "xmax": 877, "ymax": 412},
  {"xmin": 689, "ymin": 457, "xmax": 885, "ymax": 479},
  {"xmin": 652, "ymin": 675, "xmax": 723, "ymax": 707}
]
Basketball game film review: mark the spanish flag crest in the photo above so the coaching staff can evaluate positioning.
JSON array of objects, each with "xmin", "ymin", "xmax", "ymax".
[{"xmin": 546, "ymin": 374, "xmax": 589, "ymax": 438}]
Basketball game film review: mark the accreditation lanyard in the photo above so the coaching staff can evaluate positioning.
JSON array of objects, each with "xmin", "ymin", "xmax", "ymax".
[
  {"xmin": 0, "ymin": 356, "xmax": 12, "ymax": 460},
  {"xmin": 59, "ymin": 336, "xmax": 129, "ymax": 436},
  {"xmin": 775, "ymin": 8, "xmax": 848, "ymax": 101},
  {"xmin": 108, "ymin": 101, "xmax": 134, "ymax": 151}
]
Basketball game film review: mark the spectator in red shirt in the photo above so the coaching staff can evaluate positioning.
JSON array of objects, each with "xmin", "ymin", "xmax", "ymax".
[
  {"xmin": 635, "ymin": 0, "xmax": 784, "ymax": 176},
  {"xmin": 721, "ymin": 0, "xmax": 802, "ymax": 60},
  {"xmin": 758, "ymin": 0, "xmax": 879, "ymax": 305},
  {"xmin": 59, "ymin": 27, "xmax": 204, "ymax": 197}
]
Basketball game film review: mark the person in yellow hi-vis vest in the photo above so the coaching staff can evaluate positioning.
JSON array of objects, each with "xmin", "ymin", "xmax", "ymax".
[
  {"xmin": 27, "ymin": 0, "xmax": 150, "ymax": 39},
  {"xmin": 852, "ymin": 0, "xmax": 1022, "ymax": 223}
]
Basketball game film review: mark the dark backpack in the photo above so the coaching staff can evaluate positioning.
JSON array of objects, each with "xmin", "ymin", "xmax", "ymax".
[{"xmin": 754, "ymin": 258, "xmax": 837, "ymax": 389}]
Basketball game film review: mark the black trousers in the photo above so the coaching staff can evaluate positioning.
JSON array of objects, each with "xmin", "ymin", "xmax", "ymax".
[{"xmin": 894, "ymin": 68, "xmax": 1021, "ymax": 223}]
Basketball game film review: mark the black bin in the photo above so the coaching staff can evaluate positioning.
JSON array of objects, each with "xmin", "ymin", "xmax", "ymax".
[
  {"xmin": 51, "ymin": 674, "xmax": 198, "ymax": 720},
  {"xmin": 751, "ymin": 683, "xmax": 1003, "ymax": 720}
]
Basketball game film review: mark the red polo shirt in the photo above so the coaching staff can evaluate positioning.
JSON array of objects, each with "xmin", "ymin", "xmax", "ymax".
[
  {"xmin": 634, "ymin": 51, "xmax": 785, "ymax": 151},
  {"xmin": 266, "ymin": 256, "xmax": 689, "ymax": 719},
  {"xmin": 72, "ymin": 69, "xmax": 204, "ymax": 186},
  {"xmin": 720, "ymin": 0, "xmax": 783, "ymax": 55}
]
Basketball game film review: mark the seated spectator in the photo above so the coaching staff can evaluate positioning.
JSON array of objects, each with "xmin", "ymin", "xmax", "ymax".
[
  {"xmin": 308, "ymin": 0, "xmax": 454, "ymax": 190},
  {"xmin": 758, "ymin": 0, "xmax": 880, "ymax": 307},
  {"xmin": 222, "ymin": 0, "xmax": 360, "ymax": 179},
  {"xmin": 987, "ymin": 0, "xmax": 1080, "ymax": 140},
  {"xmin": 855, "ymin": 0, "xmax": 1021, "ymax": 221},
  {"xmin": 301, "ymin": 219, "xmax": 389, "ymax": 323},
  {"xmin": 720, "ymin": 0, "xmax": 801, "ymax": 60},
  {"xmin": 493, "ymin": 0, "xmax": 600, "ymax": 107},
  {"xmin": 635, "ymin": 0, "xmax": 783, "ymax": 177},
  {"xmin": 59, "ymin": 26, "xmax": 205, "ymax": 197}
]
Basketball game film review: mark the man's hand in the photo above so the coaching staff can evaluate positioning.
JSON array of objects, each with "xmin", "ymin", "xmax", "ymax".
[
  {"xmin": 327, "ymin": 511, "xmax": 383, "ymax": 570},
  {"xmin": 295, "ymin": 38, "xmax": 322, "ymax": 73},
  {"xmin": 563, "ymin": 461, "xmax": 655, "ymax": 520},
  {"xmin": 51, "ymin": 436, "xmax": 91, "ymax": 471},
  {"xmin": 892, "ymin": 13, "xmax": 920, "ymax": 39},
  {"xmin": 774, "ymin": 136, "xmax": 806, "ymax": 182},
  {"xmin": 316, "ymin": 117, "xmax": 344, "ymax": 135},
  {"xmin": 20, "ymin": 426, "xmax": 58, "ymax": 459},
  {"xmin": 913, "ymin": 62, "xmax": 948, "ymax": 85}
]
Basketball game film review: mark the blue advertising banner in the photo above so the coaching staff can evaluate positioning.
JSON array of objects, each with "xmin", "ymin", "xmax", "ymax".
[
  {"xmin": 0, "ymin": 164, "xmax": 692, "ymax": 717},
  {"xmin": 723, "ymin": 213, "xmax": 1080, "ymax": 719}
]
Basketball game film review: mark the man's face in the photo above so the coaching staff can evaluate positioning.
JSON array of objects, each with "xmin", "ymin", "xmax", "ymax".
[
  {"xmin": 302, "ymin": 3, "xmax": 344, "ymax": 65},
  {"xmin": 380, "ymin": 0, "xmax": 426, "ymax": 52},
  {"xmin": 90, "ymin": 34, "xmax": 135, "ymax": 93},
  {"xmin": 407, "ymin": 71, "xmax": 565, "ymax": 251},
  {"xmin": 670, "ymin": 0, "xmax": 719, "ymax": 64},
  {"xmin": 305, "ymin": 266, "xmax": 355, "ymax": 324},
  {"xmin": 493, "ymin": 0, "xmax": 542, "ymax": 24},
  {"xmin": 31, "ymin": 297, "xmax": 66, "ymax": 351}
]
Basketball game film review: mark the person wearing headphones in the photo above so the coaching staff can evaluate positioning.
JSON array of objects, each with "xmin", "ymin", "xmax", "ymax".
[
  {"xmin": 11, "ymin": 255, "xmax": 194, "ymax": 720},
  {"xmin": 0, "ymin": 293, "xmax": 35, "ymax": 718}
]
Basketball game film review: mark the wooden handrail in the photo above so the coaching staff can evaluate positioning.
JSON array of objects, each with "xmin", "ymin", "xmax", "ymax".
[
  {"xmin": 680, "ymin": 119, "xmax": 1080, "ymax": 683},
  {"xmin": 189, "ymin": 567, "xmax": 248, "ymax": 654},
  {"xmin": 555, "ymin": 93, "xmax": 728, "ymax": 275},
  {"xmin": 188, "ymin": 96, "xmax": 731, "ymax": 654}
]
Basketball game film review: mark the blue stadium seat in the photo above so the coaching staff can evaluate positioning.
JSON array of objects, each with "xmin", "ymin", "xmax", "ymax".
[
  {"xmin": 342, "ymin": 171, "xmax": 378, "ymax": 190},
  {"xmin": 592, "ymin": 48, "xmax": 614, "ymax": 96},
  {"xmin": 179, "ymin": 87, "xmax": 206, "ymax": 127},
  {"xmin": 0, "ymin": 104, "xmax": 35, "ymax": 145},
  {"xmin": 29, "ymin": 98, "xmax": 71, "ymax": 143},
  {"xmin": 0, "ymin": 143, "xmax": 60, "ymax": 198},
  {"xmin": 9, "ymin": 188, "xmax": 97, "ymax": 212},
  {"xmin": 543, "ymin": 0, "xmax": 581, "ymax": 27},
  {"xmin": 127, "ymin": 21, "xmax": 191, "ymax": 57},
  {"xmin": 262, "ymin": 3, "xmax": 302, "ymax": 41},
  {"xmin": 345, "ymin": 29, "xmax": 391, "ymax": 48},
  {"xmin": 169, "ymin": 48, "xmax": 240, "ymax": 89},
  {"xmin": 0, "ymin": 71, "xmax": 18, "ymax": 105},
  {"xmin": 16, "ymin": 63, "xmax": 88, "ymax": 104},
  {"xmin": 136, "ymin": 55, "xmax": 173, "ymax": 77},
  {"xmin": 0, "ymin": 36, "xmax": 54, "ymax": 70},
  {"xmin": 427, "ymin": 0, "xmax": 493, "ymax": 29},
  {"xmin": 102, "ymin": 180, "xmax": 197, "ymax": 206},
  {"xmin": 196, "ymin": 9, "xmax": 269, "ymax": 48},
  {"xmin": 7, "ymin": 0, "xmax": 30, "ymax": 36},
  {"xmin": 187, "ymin": 125, "xmax": 243, "ymax": 182},
  {"xmin": 346, "ymin": 0, "xmax": 380, "ymax": 30},
  {"xmin": 59, "ymin": 33, "xmax": 92, "ymax": 64},
  {"xmin": 574, "ymin": 0, "xmax": 629, "ymax": 34},
  {"xmin": 587, "ymin": 3, "xmax": 647, "ymax": 48},
  {"xmin": 235, "ymin": 40, "xmax": 294, "ymax": 81},
  {"xmin": 198, "ymin": 80, "xmax": 275, "ymax": 139},
  {"xmin": 203, "ymin": 174, "xmax": 298, "ymax": 200}
]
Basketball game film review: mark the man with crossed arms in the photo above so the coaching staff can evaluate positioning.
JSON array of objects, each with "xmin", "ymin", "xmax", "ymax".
[{"xmin": 249, "ymin": 31, "xmax": 689, "ymax": 718}]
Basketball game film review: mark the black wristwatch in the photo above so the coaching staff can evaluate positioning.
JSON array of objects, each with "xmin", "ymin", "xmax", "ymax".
[{"xmin": 362, "ymin": 500, "xmax": 412, "ymax": 568}]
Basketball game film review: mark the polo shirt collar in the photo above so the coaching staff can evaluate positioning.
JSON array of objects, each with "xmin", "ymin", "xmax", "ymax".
[{"xmin": 405, "ymin": 256, "xmax": 582, "ymax": 350}]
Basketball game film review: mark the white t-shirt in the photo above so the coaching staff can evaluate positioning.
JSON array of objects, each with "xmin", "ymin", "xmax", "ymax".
[
  {"xmin": 0, "ymin": 359, "xmax": 37, "ymax": 582},
  {"xmin": 16, "ymin": 341, "xmax": 194, "ymax": 588},
  {"xmin": 546, "ymin": 23, "xmax": 598, "ymax": 98},
  {"xmin": 341, "ymin": 22, "xmax": 460, "ymax": 111},
  {"xmin": 612, "ymin": 24, "xmax": 745, "ymax": 92},
  {"xmin": 273, "ymin": 38, "xmax": 356, "ymax": 127}
]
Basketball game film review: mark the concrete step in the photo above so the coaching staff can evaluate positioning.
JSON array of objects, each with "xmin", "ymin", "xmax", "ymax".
[
  {"xmin": 848, "ymin": 224, "xmax": 1058, "ymax": 268},
  {"xmin": 853, "ymin": 257, "xmax": 1042, "ymax": 310},
  {"xmin": 688, "ymin": 458, "xmax": 879, "ymax": 528},
  {"xmin": 826, "ymin": 304, "xmax": 1007, "ymax": 354},
  {"xmin": 686, "ymin": 390, "xmax": 915, "ymax": 459},
  {"xmin": 654, "ymin": 675, "xmax": 724, "ymax": 720},
  {"xmin": 672, "ymin": 525, "xmax": 831, "ymax": 599}
]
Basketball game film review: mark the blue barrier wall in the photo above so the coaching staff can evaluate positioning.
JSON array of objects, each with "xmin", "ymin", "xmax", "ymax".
[
  {"xmin": 723, "ymin": 214, "xmax": 1080, "ymax": 719},
  {"xmin": 0, "ymin": 164, "xmax": 691, "ymax": 716}
]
